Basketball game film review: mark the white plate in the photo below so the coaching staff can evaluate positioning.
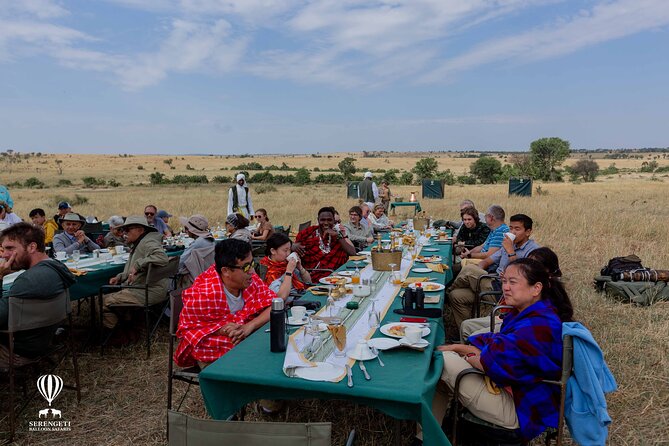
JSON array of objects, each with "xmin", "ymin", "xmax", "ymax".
[
  {"xmin": 380, "ymin": 323, "xmax": 430, "ymax": 339},
  {"xmin": 422, "ymin": 248, "xmax": 439, "ymax": 252},
  {"xmin": 348, "ymin": 348, "xmax": 378, "ymax": 361},
  {"xmin": 367, "ymin": 338, "xmax": 400, "ymax": 351},
  {"xmin": 335, "ymin": 271, "xmax": 354, "ymax": 277},
  {"xmin": 399, "ymin": 338, "xmax": 430, "ymax": 349},
  {"xmin": 319, "ymin": 276, "xmax": 353, "ymax": 285},
  {"xmin": 421, "ymin": 243, "xmax": 433, "ymax": 247},
  {"xmin": 112, "ymin": 259, "xmax": 125, "ymax": 264},
  {"xmin": 408, "ymin": 282, "xmax": 445, "ymax": 292},
  {"xmin": 412, "ymin": 267, "xmax": 432, "ymax": 273},
  {"xmin": 287, "ymin": 317, "xmax": 308, "ymax": 326},
  {"xmin": 416, "ymin": 256, "xmax": 442, "ymax": 263},
  {"xmin": 357, "ymin": 251, "xmax": 371, "ymax": 255},
  {"xmin": 293, "ymin": 362, "xmax": 346, "ymax": 381}
]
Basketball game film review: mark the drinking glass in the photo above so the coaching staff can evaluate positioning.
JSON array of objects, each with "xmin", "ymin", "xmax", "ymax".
[
  {"xmin": 329, "ymin": 318, "xmax": 346, "ymax": 358},
  {"xmin": 72, "ymin": 250, "xmax": 81, "ymax": 268},
  {"xmin": 387, "ymin": 263, "xmax": 397, "ymax": 285},
  {"xmin": 368, "ymin": 300, "xmax": 381, "ymax": 328}
]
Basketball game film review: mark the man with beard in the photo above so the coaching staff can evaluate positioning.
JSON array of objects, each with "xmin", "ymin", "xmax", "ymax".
[{"xmin": 0, "ymin": 223, "xmax": 76, "ymax": 360}]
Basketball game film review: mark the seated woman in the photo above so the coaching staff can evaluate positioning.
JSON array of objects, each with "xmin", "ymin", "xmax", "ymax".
[
  {"xmin": 454, "ymin": 207, "xmax": 490, "ymax": 256},
  {"xmin": 252, "ymin": 208, "xmax": 275, "ymax": 241},
  {"xmin": 53, "ymin": 213, "xmax": 101, "ymax": 254},
  {"xmin": 260, "ymin": 233, "xmax": 312, "ymax": 296},
  {"xmin": 225, "ymin": 213, "xmax": 252, "ymax": 243},
  {"xmin": 368, "ymin": 204, "xmax": 393, "ymax": 233},
  {"xmin": 430, "ymin": 257, "xmax": 573, "ymax": 443},
  {"xmin": 104, "ymin": 216, "xmax": 127, "ymax": 248},
  {"xmin": 292, "ymin": 206, "xmax": 357, "ymax": 282}
]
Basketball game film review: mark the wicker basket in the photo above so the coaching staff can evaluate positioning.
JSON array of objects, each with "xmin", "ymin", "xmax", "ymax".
[
  {"xmin": 411, "ymin": 217, "xmax": 430, "ymax": 231},
  {"xmin": 371, "ymin": 250, "xmax": 403, "ymax": 271}
]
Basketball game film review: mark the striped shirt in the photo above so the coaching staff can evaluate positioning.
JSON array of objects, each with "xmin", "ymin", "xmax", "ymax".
[{"xmin": 481, "ymin": 223, "xmax": 509, "ymax": 253}]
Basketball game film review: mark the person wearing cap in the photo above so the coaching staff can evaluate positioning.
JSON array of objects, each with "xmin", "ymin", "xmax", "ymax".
[
  {"xmin": 104, "ymin": 216, "xmax": 127, "ymax": 248},
  {"xmin": 225, "ymin": 213, "xmax": 253, "ymax": 243},
  {"xmin": 101, "ymin": 216, "xmax": 169, "ymax": 343},
  {"xmin": 227, "ymin": 173, "xmax": 254, "ymax": 220},
  {"xmin": 358, "ymin": 171, "xmax": 378, "ymax": 210},
  {"xmin": 0, "ymin": 201, "xmax": 22, "ymax": 228},
  {"xmin": 0, "ymin": 185, "xmax": 14, "ymax": 210},
  {"xmin": 179, "ymin": 214, "xmax": 215, "ymax": 272},
  {"xmin": 53, "ymin": 201, "xmax": 72, "ymax": 230},
  {"xmin": 52, "ymin": 213, "xmax": 100, "ymax": 255},
  {"xmin": 157, "ymin": 210, "xmax": 174, "ymax": 234},
  {"xmin": 144, "ymin": 204, "xmax": 172, "ymax": 237},
  {"xmin": 29, "ymin": 208, "xmax": 59, "ymax": 244}
]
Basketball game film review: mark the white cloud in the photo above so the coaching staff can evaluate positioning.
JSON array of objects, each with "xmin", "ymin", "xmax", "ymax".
[{"xmin": 0, "ymin": 0, "xmax": 69, "ymax": 19}]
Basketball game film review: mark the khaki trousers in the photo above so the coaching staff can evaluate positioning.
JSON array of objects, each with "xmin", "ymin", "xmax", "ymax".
[
  {"xmin": 460, "ymin": 316, "xmax": 502, "ymax": 342},
  {"xmin": 447, "ymin": 264, "xmax": 494, "ymax": 329},
  {"xmin": 102, "ymin": 289, "xmax": 144, "ymax": 329}
]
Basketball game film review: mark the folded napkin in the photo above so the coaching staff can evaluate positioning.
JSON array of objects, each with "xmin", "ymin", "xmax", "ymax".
[
  {"xmin": 348, "ymin": 255, "xmax": 367, "ymax": 261},
  {"xmin": 283, "ymin": 334, "xmax": 314, "ymax": 376},
  {"xmin": 424, "ymin": 294, "xmax": 440, "ymax": 304},
  {"xmin": 427, "ymin": 263, "xmax": 449, "ymax": 273},
  {"xmin": 307, "ymin": 286, "xmax": 330, "ymax": 296},
  {"xmin": 401, "ymin": 277, "xmax": 429, "ymax": 287}
]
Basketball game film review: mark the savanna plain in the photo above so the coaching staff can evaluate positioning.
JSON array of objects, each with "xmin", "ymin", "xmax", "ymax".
[{"xmin": 2, "ymin": 152, "xmax": 669, "ymax": 445}]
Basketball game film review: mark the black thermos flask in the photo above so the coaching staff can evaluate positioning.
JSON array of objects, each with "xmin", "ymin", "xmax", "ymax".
[
  {"xmin": 270, "ymin": 298, "xmax": 287, "ymax": 352},
  {"xmin": 404, "ymin": 288, "xmax": 415, "ymax": 311},
  {"xmin": 415, "ymin": 284, "xmax": 425, "ymax": 309}
]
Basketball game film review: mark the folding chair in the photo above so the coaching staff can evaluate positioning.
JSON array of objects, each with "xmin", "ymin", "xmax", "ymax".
[
  {"xmin": 472, "ymin": 273, "xmax": 502, "ymax": 319},
  {"xmin": 0, "ymin": 291, "xmax": 81, "ymax": 443},
  {"xmin": 99, "ymin": 255, "xmax": 180, "ymax": 358},
  {"xmin": 298, "ymin": 221, "xmax": 312, "ymax": 233},
  {"xmin": 449, "ymin": 335, "xmax": 574, "ymax": 446},
  {"xmin": 168, "ymin": 410, "xmax": 355, "ymax": 446}
]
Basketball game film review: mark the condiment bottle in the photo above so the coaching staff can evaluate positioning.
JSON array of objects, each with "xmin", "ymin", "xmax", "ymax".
[{"xmin": 415, "ymin": 283, "xmax": 425, "ymax": 309}]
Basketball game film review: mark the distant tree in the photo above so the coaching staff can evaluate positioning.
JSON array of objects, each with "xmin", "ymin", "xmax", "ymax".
[
  {"xmin": 470, "ymin": 156, "xmax": 503, "ymax": 184},
  {"xmin": 294, "ymin": 168, "xmax": 311, "ymax": 186},
  {"xmin": 571, "ymin": 159, "xmax": 599, "ymax": 182},
  {"xmin": 508, "ymin": 153, "xmax": 535, "ymax": 177},
  {"xmin": 382, "ymin": 169, "xmax": 400, "ymax": 184},
  {"xmin": 435, "ymin": 169, "xmax": 456, "ymax": 186},
  {"xmin": 338, "ymin": 157, "xmax": 357, "ymax": 180},
  {"xmin": 412, "ymin": 158, "xmax": 439, "ymax": 180},
  {"xmin": 399, "ymin": 171, "xmax": 414, "ymax": 185},
  {"xmin": 530, "ymin": 137, "xmax": 570, "ymax": 181}
]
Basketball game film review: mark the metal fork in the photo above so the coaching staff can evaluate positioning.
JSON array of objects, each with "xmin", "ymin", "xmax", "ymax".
[{"xmin": 371, "ymin": 347, "xmax": 385, "ymax": 367}]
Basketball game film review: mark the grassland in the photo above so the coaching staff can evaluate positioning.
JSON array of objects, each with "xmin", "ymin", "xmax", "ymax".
[{"xmin": 2, "ymin": 152, "xmax": 669, "ymax": 445}]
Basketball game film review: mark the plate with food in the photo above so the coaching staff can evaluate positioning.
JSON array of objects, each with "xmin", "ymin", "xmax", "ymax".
[
  {"xmin": 335, "ymin": 270, "xmax": 355, "ymax": 277},
  {"xmin": 408, "ymin": 282, "xmax": 445, "ymax": 292},
  {"xmin": 380, "ymin": 323, "xmax": 430, "ymax": 339},
  {"xmin": 319, "ymin": 276, "xmax": 353, "ymax": 285},
  {"xmin": 415, "ymin": 256, "xmax": 442, "ymax": 263}
]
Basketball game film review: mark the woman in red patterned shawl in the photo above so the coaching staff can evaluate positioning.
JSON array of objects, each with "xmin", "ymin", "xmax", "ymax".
[
  {"xmin": 260, "ymin": 232, "xmax": 312, "ymax": 295},
  {"xmin": 293, "ymin": 207, "xmax": 357, "ymax": 281}
]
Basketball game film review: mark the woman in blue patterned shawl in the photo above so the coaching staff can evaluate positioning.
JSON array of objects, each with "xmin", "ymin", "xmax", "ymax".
[{"xmin": 437, "ymin": 256, "xmax": 574, "ymax": 441}]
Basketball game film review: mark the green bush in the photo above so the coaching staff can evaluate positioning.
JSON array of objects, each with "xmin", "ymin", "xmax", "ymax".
[
  {"xmin": 456, "ymin": 175, "xmax": 477, "ymax": 185},
  {"xmin": 137, "ymin": 165, "xmax": 144, "ymax": 170},
  {"xmin": 212, "ymin": 175, "xmax": 232, "ymax": 183},
  {"xmin": 82, "ymin": 177, "xmax": 106, "ymax": 187},
  {"xmin": 255, "ymin": 184, "xmax": 277, "ymax": 194},
  {"xmin": 57, "ymin": 179, "xmax": 73, "ymax": 186},
  {"xmin": 53, "ymin": 194, "xmax": 89, "ymax": 206},
  {"xmin": 108, "ymin": 179, "xmax": 121, "ymax": 187},
  {"xmin": 24, "ymin": 177, "xmax": 45, "ymax": 189},
  {"xmin": 171, "ymin": 175, "xmax": 208, "ymax": 184}
]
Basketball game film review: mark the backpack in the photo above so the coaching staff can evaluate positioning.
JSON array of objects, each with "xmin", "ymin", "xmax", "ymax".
[{"xmin": 600, "ymin": 255, "xmax": 644, "ymax": 277}]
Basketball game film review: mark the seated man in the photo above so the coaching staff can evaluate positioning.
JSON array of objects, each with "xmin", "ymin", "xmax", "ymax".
[
  {"xmin": 144, "ymin": 204, "xmax": 172, "ymax": 237},
  {"xmin": 101, "ymin": 216, "xmax": 169, "ymax": 344},
  {"xmin": 157, "ymin": 210, "xmax": 174, "ymax": 234},
  {"xmin": 52, "ymin": 213, "xmax": 101, "ymax": 254},
  {"xmin": 458, "ymin": 205, "xmax": 509, "ymax": 266},
  {"xmin": 447, "ymin": 214, "xmax": 539, "ymax": 329},
  {"xmin": 344, "ymin": 206, "xmax": 373, "ymax": 251},
  {"xmin": 0, "ymin": 223, "xmax": 76, "ymax": 360},
  {"xmin": 293, "ymin": 207, "xmax": 357, "ymax": 281},
  {"xmin": 178, "ymin": 214, "xmax": 215, "ymax": 273},
  {"xmin": 104, "ymin": 216, "xmax": 127, "ymax": 248},
  {"xmin": 360, "ymin": 203, "xmax": 372, "ymax": 228},
  {"xmin": 174, "ymin": 239, "xmax": 288, "ymax": 368},
  {"xmin": 53, "ymin": 201, "xmax": 71, "ymax": 230},
  {"xmin": 29, "ymin": 208, "xmax": 59, "ymax": 244}
]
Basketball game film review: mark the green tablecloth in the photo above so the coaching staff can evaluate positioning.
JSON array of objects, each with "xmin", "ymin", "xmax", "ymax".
[
  {"xmin": 199, "ymin": 237, "xmax": 453, "ymax": 445},
  {"xmin": 389, "ymin": 202, "xmax": 422, "ymax": 214}
]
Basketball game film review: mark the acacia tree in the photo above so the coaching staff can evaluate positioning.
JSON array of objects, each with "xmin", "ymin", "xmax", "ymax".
[
  {"xmin": 530, "ymin": 137, "xmax": 570, "ymax": 181},
  {"xmin": 470, "ymin": 156, "xmax": 503, "ymax": 184},
  {"xmin": 338, "ymin": 157, "xmax": 357, "ymax": 180},
  {"xmin": 412, "ymin": 157, "xmax": 438, "ymax": 180},
  {"xmin": 571, "ymin": 159, "xmax": 599, "ymax": 182}
]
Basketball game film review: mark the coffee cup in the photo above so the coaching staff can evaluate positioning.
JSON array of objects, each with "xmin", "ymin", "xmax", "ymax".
[
  {"xmin": 505, "ymin": 232, "xmax": 516, "ymax": 242},
  {"xmin": 404, "ymin": 326, "xmax": 422, "ymax": 345},
  {"xmin": 291, "ymin": 306, "xmax": 307, "ymax": 321},
  {"xmin": 116, "ymin": 246, "xmax": 125, "ymax": 255},
  {"xmin": 55, "ymin": 252, "xmax": 67, "ymax": 261},
  {"xmin": 287, "ymin": 252, "xmax": 299, "ymax": 263},
  {"xmin": 352, "ymin": 340, "xmax": 373, "ymax": 359}
]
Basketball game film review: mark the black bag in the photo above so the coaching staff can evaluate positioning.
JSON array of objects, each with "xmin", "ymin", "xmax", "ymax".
[{"xmin": 600, "ymin": 255, "xmax": 644, "ymax": 277}]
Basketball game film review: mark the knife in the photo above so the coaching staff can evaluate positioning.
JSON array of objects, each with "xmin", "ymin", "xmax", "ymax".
[
  {"xmin": 359, "ymin": 361, "xmax": 371, "ymax": 380},
  {"xmin": 345, "ymin": 364, "xmax": 354, "ymax": 387}
]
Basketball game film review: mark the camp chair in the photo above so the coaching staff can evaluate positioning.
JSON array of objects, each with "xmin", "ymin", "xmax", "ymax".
[
  {"xmin": 298, "ymin": 220, "xmax": 312, "ymax": 233},
  {"xmin": 98, "ymin": 255, "xmax": 180, "ymax": 358},
  {"xmin": 168, "ymin": 410, "xmax": 355, "ymax": 446},
  {"xmin": 251, "ymin": 240, "xmax": 267, "ymax": 258},
  {"xmin": 472, "ymin": 273, "xmax": 502, "ymax": 319},
  {"xmin": 83, "ymin": 221, "xmax": 103, "ymax": 241},
  {"xmin": 449, "ymin": 335, "xmax": 574, "ymax": 446},
  {"xmin": 0, "ymin": 290, "xmax": 81, "ymax": 443},
  {"xmin": 167, "ymin": 293, "xmax": 201, "ymax": 426}
]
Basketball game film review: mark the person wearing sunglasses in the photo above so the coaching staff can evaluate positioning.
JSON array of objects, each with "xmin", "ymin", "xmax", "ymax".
[
  {"xmin": 251, "ymin": 208, "xmax": 274, "ymax": 241},
  {"xmin": 144, "ymin": 204, "xmax": 172, "ymax": 237},
  {"xmin": 174, "ymin": 238, "xmax": 290, "ymax": 369}
]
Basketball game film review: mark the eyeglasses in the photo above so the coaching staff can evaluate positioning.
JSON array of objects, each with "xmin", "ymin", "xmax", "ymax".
[
  {"xmin": 224, "ymin": 260, "xmax": 256, "ymax": 273},
  {"xmin": 254, "ymin": 215, "xmax": 263, "ymax": 218},
  {"xmin": 145, "ymin": 212, "xmax": 155, "ymax": 216}
]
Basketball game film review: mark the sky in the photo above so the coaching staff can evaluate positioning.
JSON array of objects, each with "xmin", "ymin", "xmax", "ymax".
[{"xmin": 1, "ymin": 0, "xmax": 668, "ymax": 155}]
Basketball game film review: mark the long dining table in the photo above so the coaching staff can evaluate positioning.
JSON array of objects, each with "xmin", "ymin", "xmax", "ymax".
[{"xmin": 198, "ymin": 231, "xmax": 455, "ymax": 445}]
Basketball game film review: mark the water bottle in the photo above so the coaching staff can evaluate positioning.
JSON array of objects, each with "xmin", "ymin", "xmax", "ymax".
[
  {"xmin": 270, "ymin": 298, "xmax": 287, "ymax": 352},
  {"xmin": 415, "ymin": 284, "xmax": 425, "ymax": 310}
]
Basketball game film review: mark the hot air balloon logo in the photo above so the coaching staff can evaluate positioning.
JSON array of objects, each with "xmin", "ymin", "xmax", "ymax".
[{"xmin": 37, "ymin": 374, "xmax": 63, "ymax": 407}]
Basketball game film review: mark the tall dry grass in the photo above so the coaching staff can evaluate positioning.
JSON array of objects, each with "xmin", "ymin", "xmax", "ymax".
[{"xmin": 3, "ymin": 177, "xmax": 669, "ymax": 445}]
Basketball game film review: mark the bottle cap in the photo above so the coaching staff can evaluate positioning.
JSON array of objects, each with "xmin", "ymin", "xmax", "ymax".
[{"xmin": 271, "ymin": 298, "xmax": 285, "ymax": 311}]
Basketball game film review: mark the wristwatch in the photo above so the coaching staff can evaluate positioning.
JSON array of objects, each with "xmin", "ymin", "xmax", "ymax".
[
  {"xmin": 508, "ymin": 252, "xmax": 517, "ymax": 257},
  {"xmin": 285, "ymin": 272, "xmax": 293, "ymax": 277}
]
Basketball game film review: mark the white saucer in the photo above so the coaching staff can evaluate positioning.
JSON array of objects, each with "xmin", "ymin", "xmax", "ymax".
[
  {"xmin": 293, "ymin": 362, "xmax": 346, "ymax": 381},
  {"xmin": 412, "ymin": 267, "xmax": 432, "ymax": 273},
  {"xmin": 112, "ymin": 260, "xmax": 125, "ymax": 265},
  {"xmin": 367, "ymin": 337, "xmax": 400, "ymax": 350},
  {"xmin": 287, "ymin": 317, "xmax": 308, "ymax": 326},
  {"xmin": 422, "ymin": 248, "xmax": 439, "ymax": 252},
  {"xmin": 347, "ymin": 349, "xmax": 378, "ymax": 361},
  {"xmin": 399, "ymin": 338, "xmax": 430, "ymax": 348}
]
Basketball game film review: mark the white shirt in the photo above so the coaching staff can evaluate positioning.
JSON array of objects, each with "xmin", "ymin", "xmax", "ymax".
[
  {"xmin": 0, "ymin": 212, "xmax": 22, "ymax": 227},
  {"xmin": 227, "ymin": 183, "xmax": 254, "ymax": 216}
]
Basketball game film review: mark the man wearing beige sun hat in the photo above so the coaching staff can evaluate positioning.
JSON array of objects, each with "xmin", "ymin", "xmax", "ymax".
[{"xmin": 178, "ymin": 214, "xmax": 215, "ymax": 272}]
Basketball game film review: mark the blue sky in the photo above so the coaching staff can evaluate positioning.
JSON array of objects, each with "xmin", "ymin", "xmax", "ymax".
[{"xmin": 1, "ymin": 0, "xmax": 668, "ymax": 154}]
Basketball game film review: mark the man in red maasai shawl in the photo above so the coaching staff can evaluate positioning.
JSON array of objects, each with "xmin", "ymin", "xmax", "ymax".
[
  {"xmin": 293, "ymin": 207, "xmax": 357, "ymax": 282},
  {"xmin": 174, "ymin": 238, "xmax": 288, "ymax": 367}
]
